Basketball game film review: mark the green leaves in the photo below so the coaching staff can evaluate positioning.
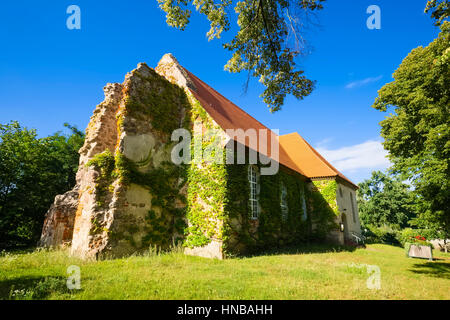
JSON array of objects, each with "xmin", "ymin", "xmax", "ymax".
[
  {"xmin": 158, "ymin": 0, "xmax": 324, "ymax": 112},
  {"xmin": 158, "ymin": 0, "xmax": 192, "ymax": 30},
  {"xmin": 357, "ymin": 171, "xmax": 417, "ymax": 229},
  {"xmin": 425, "ymin": 0, "xmax": 450, "ymax": 26},
  {"xmin": 371, "ymin": 22, "xmax": 450, "ymax": 239},
  {"xmin": 0, "ymin": 121, "xmax": 85, "ymax": 248}
]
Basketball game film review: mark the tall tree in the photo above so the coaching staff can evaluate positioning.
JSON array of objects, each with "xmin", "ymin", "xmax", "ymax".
[
  {"xmin": 371, "ymin": 22, "xmax": 449, "ymax": 240},
  {"xmin": 0, "ymin": 121, "xmax": 84, "ymax": 248},
  {"xmin": 158, "ymin": 0, "xmax": 325, "ymax": 112},
  {"xmin": 357, "ymin": 171, "xmax": 417, "ymax": 229}
]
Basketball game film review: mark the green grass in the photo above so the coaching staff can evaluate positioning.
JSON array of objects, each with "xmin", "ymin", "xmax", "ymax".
[{"xmin": 0, "ymin": 244, "xmax": 448, "ymax": 300}]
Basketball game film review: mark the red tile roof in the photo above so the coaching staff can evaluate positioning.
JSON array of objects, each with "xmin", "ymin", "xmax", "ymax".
[
  {"xmin": 279, "ymin": 133, "xmax": 358, "ymax": 189},
  {"xmin": 182, "ymin": 67, "xmax": 357, "ymax": 189}
]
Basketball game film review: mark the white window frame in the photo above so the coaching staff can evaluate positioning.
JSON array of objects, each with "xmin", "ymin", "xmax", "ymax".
[
  {"xmin": 248, "ymin": 165, "xmax": 259, "ymax": 219},
  {"xmin": 280, "ymin": 183, "xmax": 288, "ymax": 221}
]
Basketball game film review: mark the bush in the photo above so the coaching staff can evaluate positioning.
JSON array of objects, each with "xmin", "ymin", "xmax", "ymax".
[
  {"xmin": 362, "ymin": 225, "xmax": 401, "ymax": 245},
  {"xmin": 397, "ymin": 228, "xmax": 434, "ymax": 247}
]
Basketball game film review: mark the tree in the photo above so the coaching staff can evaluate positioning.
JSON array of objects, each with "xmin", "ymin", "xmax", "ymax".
[
  {"xmin": 0, "ymin": 121, "xmax": 84, "ymax": 248},
  {"xmin": 158, "ymin": 0, "xmax": 325, "ymax": 112},
  {"xmin": 425, "ymin": 0, "xmax": 450, "ymax": 26},
  {"xmin": 357, "ymin": 171, "xmax": 418, "ymax": 229},
  {"xmin": 371, "ymin": 22, "xmax": 449, "ymax": 240}
]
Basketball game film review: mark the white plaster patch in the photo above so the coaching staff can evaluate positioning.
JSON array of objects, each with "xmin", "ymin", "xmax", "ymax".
[{"xmin": 123, "ymin": 134, "xmax": 156, "ymax": 163}]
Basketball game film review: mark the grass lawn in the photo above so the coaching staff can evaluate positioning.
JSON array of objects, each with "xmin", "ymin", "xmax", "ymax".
[{"xmin": 0, "ymin": 244, "xmax": 448, "ymax": 300}]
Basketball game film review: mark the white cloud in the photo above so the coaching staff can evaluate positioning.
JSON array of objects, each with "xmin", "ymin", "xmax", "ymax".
[
  {"xmin": 345, "ymin": 75, "xmax": 383, "ymax": 89},
  {"xmin": 316, "ymin": 137, "xmax": 334, "ymax": 148},
  {"xmin": 316, "ymin": 140, "xmax": 391, "ymax": 173}
]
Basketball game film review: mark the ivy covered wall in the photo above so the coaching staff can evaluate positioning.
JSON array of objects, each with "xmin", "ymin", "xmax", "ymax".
[
  {"xmin": 184, "ymin": 91, "xmax": 228, "ymax": 251},
  {"xmin": 309, "ymin": 180, "xmax": 340, "ymax": 241},
  {"xmin": 222, "ymin": 161, "xmax": 339, "ymax": 257}
]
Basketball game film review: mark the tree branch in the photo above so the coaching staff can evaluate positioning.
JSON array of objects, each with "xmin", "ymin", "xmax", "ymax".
[{"xmin": 259, "ymin": 0, "xmax": 280, "ymax": 70}]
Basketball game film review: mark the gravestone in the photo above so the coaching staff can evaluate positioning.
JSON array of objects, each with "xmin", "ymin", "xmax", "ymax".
[{"xmin": 408, "ymin": 244, "xmax": 433, "ymax": 261}]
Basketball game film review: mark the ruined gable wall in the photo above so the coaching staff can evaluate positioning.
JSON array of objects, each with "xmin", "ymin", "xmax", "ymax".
[
  {"xmin": 39, "ymin": 83, "xmax": 123, "ymax": 249},
  {"xmin": 71, "ymin": 63, "xmax": 191, "ymax": 259},
  {"xmin": 41, "ymin": 55, "xmax": 228, "ymax": 260}
]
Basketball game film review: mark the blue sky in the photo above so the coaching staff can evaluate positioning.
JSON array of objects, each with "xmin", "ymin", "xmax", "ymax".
[{"xmin": 0, "ymin": 0, "xmax": 441, "ymax": 183}]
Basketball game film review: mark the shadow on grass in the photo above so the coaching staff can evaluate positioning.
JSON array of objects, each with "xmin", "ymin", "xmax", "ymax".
[
  {"xmin": 0, "ymin": 275, "xmax": 81, "ymax": 300},
  {"xmin": 240, "ymin": 242, "xmax": 358, "ymax": 258},
  {"xmin": 409, "ymin": 261, "xmax": 450, "ymax": 280}
]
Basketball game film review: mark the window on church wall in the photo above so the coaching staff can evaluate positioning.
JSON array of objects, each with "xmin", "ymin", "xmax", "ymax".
[
  {"xmin": 248, "ymin": 165, "xmax": 259, "ymax": 219},
  {"xmin": 301, "ymin": 186, "xmax": 307, "ymax": 221},
  {"xmin": 350, "ymin": 192, "xmax": 356, "ymax": 223},
  {"xmin": 280, "ymin": 183, "xmax": 288, "ymax": 221}
]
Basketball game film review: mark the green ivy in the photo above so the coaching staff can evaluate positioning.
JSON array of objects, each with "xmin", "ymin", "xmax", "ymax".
[
  {"xmin": 222, "ymin": 158, "xmax": 311, "ymax": 255},
  {"xmin": 309, "ymin": 180, "xmax": 340, "ymax": 240},
  {"xmin": 86, "ymin": 150, "xmax": 115, "ymax": 209},
  {"xmin": 184, "ymin": 93, "xmax": 228, "ymax": 248},
  {"xmin": 116, "ymin": 152, "xmax": 187, "ymax": 249},
  {"xmin": 124, "ymin": 66, "xmax": 190, "ymax": 137}
]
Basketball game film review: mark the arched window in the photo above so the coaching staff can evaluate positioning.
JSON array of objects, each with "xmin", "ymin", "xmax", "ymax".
[
  {"xmin": 248, "ymin": 165, "xmax": 259, "ymax": 219},
  {"xmin": 301, "ymin": 186, "xmax": 307, "ymax": 221},
  {"xmin": 280, "ymin": 183, "xmax": 288, "ymax": 221},
  {"xmin": 350, "ymin": 192, "xmax": 356, "ymax": 223}
]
